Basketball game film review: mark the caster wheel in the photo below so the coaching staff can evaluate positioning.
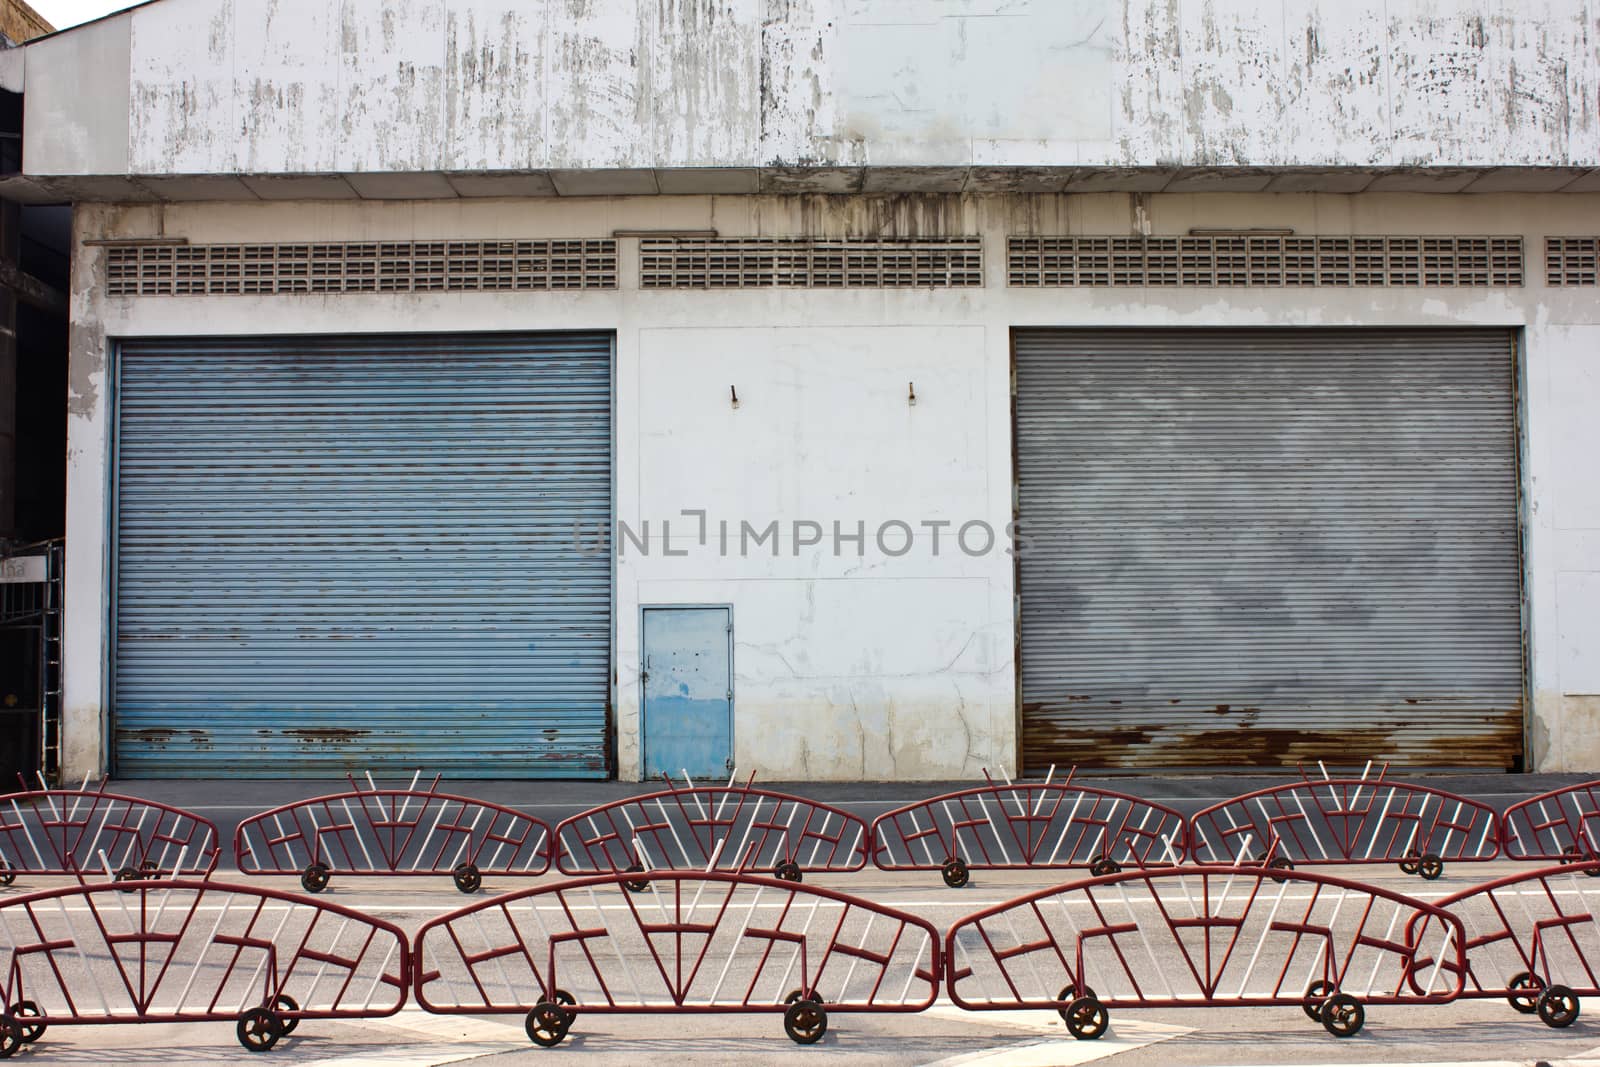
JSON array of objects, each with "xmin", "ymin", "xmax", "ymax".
[
  {"xmin": 1569, "ymin": 846, "xmax": 1600, "ymax": 877},
  {"xmin": 941, "ymin": 857, "xmax": 970, "ymax": 889},
  {"xmin": 774, "ymin": 861, "xmax": 802, "ymax": 883},
  {"xmin": 0, "ymin": 862, "xmax": 13, "ymax": 888},
  {"xmin": 622, "ymin": 863, "xmax": 649, "ymax": 893},
  {"xmin": 0, "ymin": 1016, "xmax": 20, "ymax": 1060},
  {"xmin": 1319, "ymin": 993, "xmax": 1364, "ymax": 1038},
  {"xmin": 271, "ymin": 993, "xmax": 299, "ymax": 1035},
  {"xmin": 1055, "ymin": 984, "xmax": 1096, "ymax": 1023},
  {"xmin": 1537, "ymin": 984, "xmax": 1580, "ymax": 1028},
  {"xmin": 526, "ymin": 1002, "xmax": 571, "ymax": 1047},
  {"xmin": 1063, "ymin": 996, "xmax": 1108, "ymax": 1040},
  {"xmin": 114, "ymin": 867, "xmax": 142, "ymax": 893},
  {"xmin": 1302, "ymin": 979, "xmax": 1336, "ymax": 1022},
  {"xmin": 1418, "ymin": 854, "xmax": 1444, "ymax": 881},
  {"xmin": 1507, "ymin": 971, "xmax": 1544, "ymax": 1014},
  {"xmin": 1267, "ymin": 856, "xmax": 1295, "ymax": 883},
  {"xmin": 1089, "ymin": 855, "xmax": 1121, "ymax": 877},
  {"xmin": 236, "ymin": 1007, "xmax": 283, "ymax": 1052},
  {"xmin": 300, "ymin": 863, "xmax": 331, "ymax": 894},
  {"xmin": 783, "ymin": 998, "xmax": 827, "ymax": 1044},
  {"xmin": 6, "ymin": 1000, "xmax": 43, "ymax": 1044},
  {"xmin": 1399, "ymin": 851, "xmax": 1420, "ymax": 876},
  {"xmin": 551, "ymin": 987, "xmax": 577, "ymax": 1024},
  {"xmin": 452, "ymin": 863, "xmax": 482, "ymax": 894}
]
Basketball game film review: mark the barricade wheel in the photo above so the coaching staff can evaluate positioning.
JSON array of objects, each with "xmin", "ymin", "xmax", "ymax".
[
  {"xmin": 1063, "ymin": 996, "xmax": 1107, "ymax": 1040},
  {"xmin": 0, "ymin": 1016, "xmax": 21, "ymax": 1059},
  {"xmin": 114, "ymin": 867, "xmax": 141, "ymax": 893},
  {"xmin": 551, "ymin": 988, "xmax": 577, "ymax": 1024},
  {"xmin": 6, "ymin": 1001, "xmax": 43, "ymax": 1043},
  {"xmin": 300, "ymin": 863, "xmax": 331, "ymax": 894},
  {"xmin": 1418, "ymin": 854, "xmax": 1444, "ymax": 881},
  {"xmin": 1089, "ymin": 856, "xmax": 1121, "ymax": 877},
  {"xmin": 1537, "ymin": 985, "xmax": 1580, "ymax": 1028},
  {"xmin": 784, "ymin": 988, "xmax": 821, "ymax": 1005},
  {"xmin": 271, "ymin": 994, "xmax": 300, "ymax": 1035},
  {"xmin": 1055, "ymin": 984, "xmax": 1095, "ymax": 1023},
  {"xmin": 941, "ymin": 858, "xmax": 970, "ymax": 889},
  {"xmin": 1399, "ymin": 850, "xmax": 1420, "ymax": 876},
  {"xmin": 0, "ymin": 861, "xmax": 13, "ymax": 888},
  {"xmin": 775, "ymin": 861, "xmax": 803, "ymax": 883},
  {"xmin": 1319, "ymin": 994, "xmax": 1363, "ymax": 1038},
  {"xmin": 237, "ymin": 1007, "xmax": 283, "ymax": 1052},
  {"xmin": 452, "ymin": 863, "xmax": 483, "ymax": 894},
  {"xmin": 783, "ymin": 998, "xmax": 827, "ymax": 1044},
  {"xmin": 526, "ymin": 1002, "xmax": 571, "ymax": 1047},
  {"xmin": 1507, "ymin": 971, "xmax": 1544, "ymax": 1014},
  {"xmin": 139, "ymin": 860, "xmax": 161, "ymax": 874},
  {"xmin": 1587, "ymin": 866, "xmax": 1600, "ymax": 879},
  {"xmin": 623, "ymin": 864, "xmax": 649, "ymax": 893},
  {"xmin": 1301, "ymin": 980, "xmax": 1336, "ymax": 1021},
  {"xmin": 1268, "ymin": 856, "xmax": 1295, "ymax": 884}
]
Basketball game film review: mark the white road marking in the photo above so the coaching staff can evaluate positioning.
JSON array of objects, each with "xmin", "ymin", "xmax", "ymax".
[
  {"xmin": 918, "ymin": 1017, "xmax": 1190, "ymax": 1066},
  {"xmin": 289, "ymin": 1010, "xmax": 529, "ymax": 1067}
]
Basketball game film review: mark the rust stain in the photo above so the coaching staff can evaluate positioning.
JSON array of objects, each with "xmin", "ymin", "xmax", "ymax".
[{"xmin": 282, "ymin": 728, "xmax": 369, "ymax": 743}]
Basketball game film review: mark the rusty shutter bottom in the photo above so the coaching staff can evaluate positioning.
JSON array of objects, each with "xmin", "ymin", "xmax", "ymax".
[{"xmin": 1014, "ymin": 328, "xmax": 1523, "ymax": 771}]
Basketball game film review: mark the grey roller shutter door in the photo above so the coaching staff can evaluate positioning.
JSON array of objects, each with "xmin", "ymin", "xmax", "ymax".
[
  {"xmin": 1015, "ymin": 328, "xmax": 1522, "ymax": 770},
  {"xmin": 113, "ymin": 332, "xmax": 613, "ymax": 778}
]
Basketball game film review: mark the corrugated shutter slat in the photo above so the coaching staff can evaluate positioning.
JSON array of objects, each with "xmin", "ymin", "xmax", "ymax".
[
  {"xmin": 113, "ymin": 332, "xmax": 613, "ymax": 778},
  {"xmin": 1014, "ymin": 328, "xmax": 1522, "ymax": 771}
]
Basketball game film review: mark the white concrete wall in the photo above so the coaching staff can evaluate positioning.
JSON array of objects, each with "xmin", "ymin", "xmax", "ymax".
[
  {"xmin": 64, "ymin": 191, "xmax": 1600, "ymax": 780},
  {"xmin": 20, "ymin": 0, "xmax": 1600, "ymax": 179}
]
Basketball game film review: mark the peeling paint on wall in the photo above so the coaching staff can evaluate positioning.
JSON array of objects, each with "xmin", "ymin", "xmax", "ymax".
[{"xmin": 42, "ymin": 0, "xmax": 1586, "ymax": 180}]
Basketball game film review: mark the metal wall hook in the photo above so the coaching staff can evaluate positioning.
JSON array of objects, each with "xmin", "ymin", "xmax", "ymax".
[
  {"xmin": 908, "ymin": 381, "xmax": 917, "ymax": 406},
  {"xmin": 730, "ymin": 385, "xmax": 739, "ymax": 409}
]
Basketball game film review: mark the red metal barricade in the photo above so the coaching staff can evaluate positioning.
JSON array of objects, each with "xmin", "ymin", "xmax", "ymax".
[
  {"xmin": 1502, "ymin": 781, "xmax": 1600, "ymax": 863},
  {"xmin": 414, "ymin": 870, "xmax": 940, "ymax": 1046},
  {"xmin": 554, "ymin": 773, "xmax": 869, "ymax": 884},
  {"xmin": 871, "ymin": 767, "xmax": 1188, "ymax": 887},
  {"xmin": 0, "ymin": 878, "xmax": 409, "ymax": 1054},
  {"xmin": 234, "ymin": 773, "xmax": 551, "ymax": 894},
  {"xmin": 1406, "ymin": 862, "xmax": 1600, "ymax": 1028},
  {"xmin": 0, "ymin": 776, "xmax": 219, "ymax": 885},
  {"xmin": 1188, "ymin": 764, "xmax": 1500, "ymax": 879},
  {"xmin": 945, "ymin": 865, "xmax": 1465, "ymax": 1039}
]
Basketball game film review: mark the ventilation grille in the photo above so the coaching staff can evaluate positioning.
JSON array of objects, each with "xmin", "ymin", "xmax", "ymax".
[
  {"xmin": 1009, "ymin": 235, "xmax": 1524, "ymax": 288},
  {"xmin": 105, "ymin": 240, "xmax": 618, "ymax": 296},
  {"xmin": 639, "ymin": 237, "xmax": 983, "ymax": 289},
  {"xmin": 1546, "ymin": 237, "xmax": 1599, "ymax": 286}
]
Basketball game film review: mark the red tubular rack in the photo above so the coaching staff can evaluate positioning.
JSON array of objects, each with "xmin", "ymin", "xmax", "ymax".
[
  {"xmin": 234, "ymin": 774, "xmax": 551, "ymax": 895},
  {"xmin": 945, "ymin": 864, "xmax": 1466, "ymax": 1040},
  {"xmin": 413, "ymin": 870, "xmax": 942, "ymax": 1047},
  {"xmin": 0, "ymin": 878, "xmax": 410, "ymax": 1055},
  {"xmin": 1407, "ymin": 862, "xmax": 1600, "ymax": 1029},
  {"xmin": 870, "ymin": 768, "xmax": 1189, "ymax": 887},
  {"xmin": 1188, "ymin": 768, "xmax": 1500, "ymax": 880},
  {"xmin": 1501, "ymin": 781, "xmax": 1600, "ymax": 862},
  {"xmin": 554, "ymin": 775, "xmax": 870, "ymax": 884},
  {"xmin": 0, "ymin": 781, "xmax": 219, "ymax": 886}
]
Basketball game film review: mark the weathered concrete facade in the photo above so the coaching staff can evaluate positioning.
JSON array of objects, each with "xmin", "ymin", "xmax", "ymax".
[
  {"xmin": 56, "ymin": 190, "xmax": 1600, "ymax": 779},
  {"xmin": 2, "ymin": 0, "xmax": 1597, "ymax": 200}
]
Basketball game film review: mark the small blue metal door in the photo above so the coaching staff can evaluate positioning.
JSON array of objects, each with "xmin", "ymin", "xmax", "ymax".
[{"xmin": 642, "ymin": 608, "xmax": 732, "ymax": 780}]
